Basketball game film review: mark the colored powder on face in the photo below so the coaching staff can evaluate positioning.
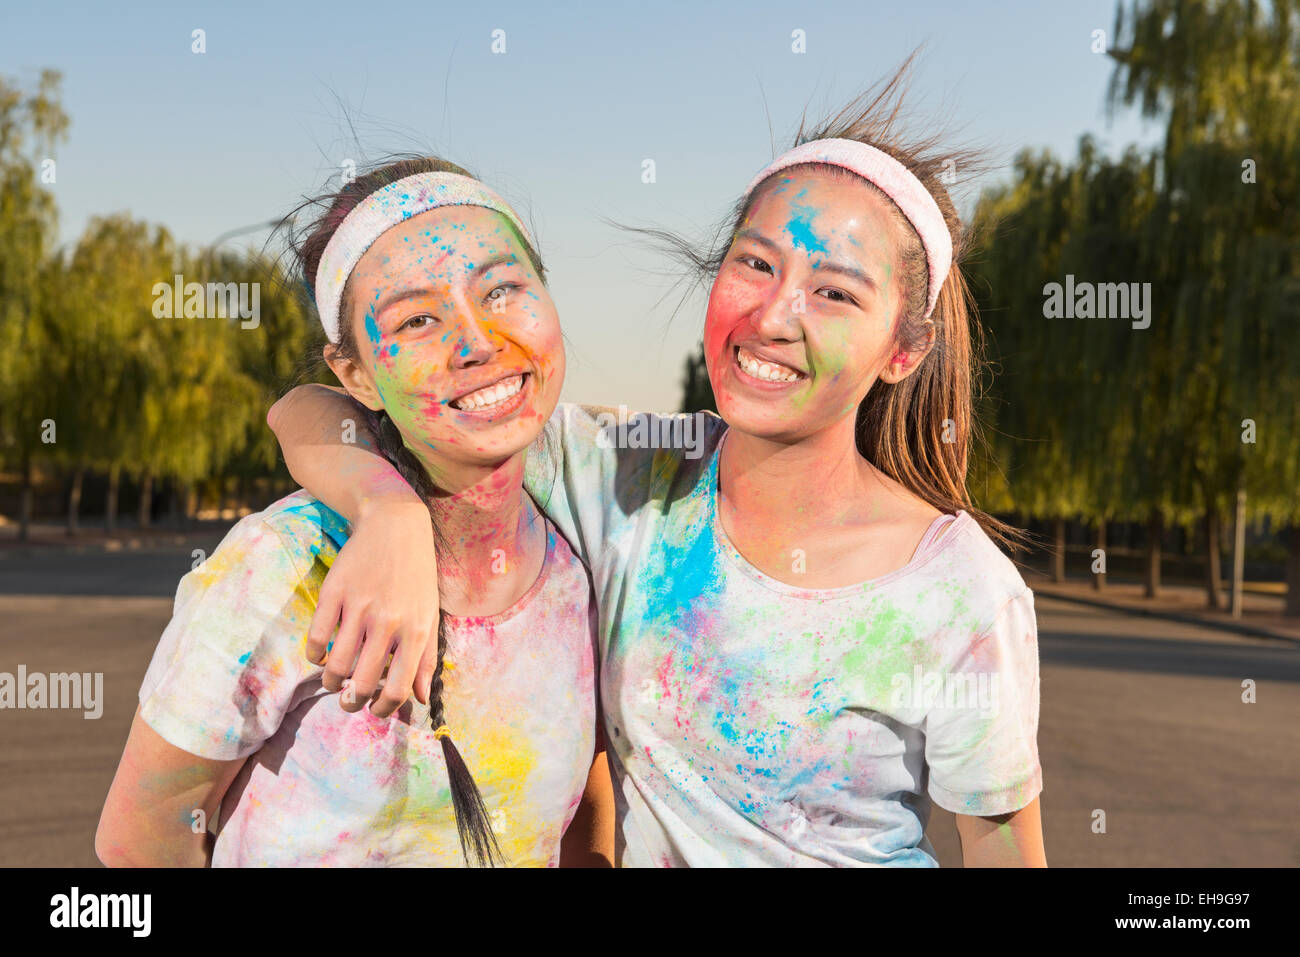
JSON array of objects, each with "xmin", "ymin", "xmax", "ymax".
[{"xmin": 785, "ymin": 203, "xmax": 828, "ymax": 256}]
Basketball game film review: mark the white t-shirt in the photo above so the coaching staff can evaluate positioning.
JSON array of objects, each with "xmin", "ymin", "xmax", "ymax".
[
  {"xmin": 525, "ymin": 404, "xmax": 1042, "ymax": 867},
  {"xmin": 139, "ymin": 490, "xmax": 598, "ymax": 867}
]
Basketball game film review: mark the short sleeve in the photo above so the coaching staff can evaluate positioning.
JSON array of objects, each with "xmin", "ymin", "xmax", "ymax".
[
  {"xmin": 924, "ymin": 588, "xmax": 1042, "ymax": 816},
  {"xmin": 525, "ymin": 403, "xmax": 720, "ymax": 569},
  {"xmin": 138, "ymin": 515, "xmax": 327, "ymax": 762}
]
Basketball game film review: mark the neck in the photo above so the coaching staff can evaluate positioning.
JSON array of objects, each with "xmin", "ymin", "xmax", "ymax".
[
  {"xmin": 719, "ymin": 415, "xmax": 877, "ymax": 527},
  {"xmin": 411, "ymin": 448, "xmax": 537, "ymax": 593}
]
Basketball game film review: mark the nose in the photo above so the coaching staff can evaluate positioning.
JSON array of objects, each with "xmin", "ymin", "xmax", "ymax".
[
  {"xmin": 449, "ymin": 314, "xmax": 502, "ymax": 369},
  {"xmin": 753, "ymin": 277, "xmax": 804, "ymax": 343}
]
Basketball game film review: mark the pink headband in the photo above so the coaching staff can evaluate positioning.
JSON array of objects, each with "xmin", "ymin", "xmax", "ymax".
[
  {"xmin": 743, "ymin": 138, "xmax": 952, "ymax": 318},
  {"xmin": 314, "ymin": 172, "xmax": 535, "ymax": 343}
]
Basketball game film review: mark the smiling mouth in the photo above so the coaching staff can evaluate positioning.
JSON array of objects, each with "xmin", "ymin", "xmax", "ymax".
[
  {"xmin": 734, "ymin": 346, "xmax": 807, "ymax": 384},
  {"xmin": 449, "ymin": 372, "xmax": 529, "ymax": 413}
]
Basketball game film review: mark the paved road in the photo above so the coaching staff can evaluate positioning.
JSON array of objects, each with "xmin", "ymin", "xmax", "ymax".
[{"xmin": 1, "ymin": 546, "xmax": 1296, "ymax": 866}]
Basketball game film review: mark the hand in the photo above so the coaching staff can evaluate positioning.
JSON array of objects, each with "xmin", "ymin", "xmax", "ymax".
[{"xmin": 306, "ymin": 498, "xmax": 441, "ymax": 717}]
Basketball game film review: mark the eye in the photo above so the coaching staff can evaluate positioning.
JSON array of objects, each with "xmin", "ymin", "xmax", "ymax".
[
  {"xmin": 816, "ymin": 287, "xmax": 859, "ymax": 305},
  {"xmin": 396, "ymin": 313, "xmax": 437, "ymax": 332},
  {"xmin": 737, "ymin": 254, "xmax": 773, "ymax": 275},
  {"xmin": 484, "ymin": 282, "xmax": 518, "ymax": 305}
]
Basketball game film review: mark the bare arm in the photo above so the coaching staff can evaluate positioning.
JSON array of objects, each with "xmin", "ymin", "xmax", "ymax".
[
  {"xmin": 559, "ymin": 750, "xmax": 615, "ymax": 868},
  {"xmin": 95, "ymin": 707, "xmax": 246, "ymax": 867},
  {"xmin": 955, "ymin": 796, "xmax": 1047, "ymax": 867},
  {"xmin": 267, "ymin": 384, "xmax": 440, "ymax": 715},
  {"xmin": 267, "ymin": 384, "xmax": 422, "ymax": 523}
]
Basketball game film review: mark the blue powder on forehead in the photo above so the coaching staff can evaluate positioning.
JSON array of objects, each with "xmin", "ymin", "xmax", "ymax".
[{"xmin": 786, "ymin": 203, "xmax": 829, "ymax": 256}]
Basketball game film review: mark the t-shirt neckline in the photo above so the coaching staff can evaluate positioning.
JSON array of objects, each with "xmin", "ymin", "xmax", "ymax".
[
  {"xmin": 708, "ymin": 428, "xmax": 968, "ymax": 599},
  {"xmin": 441, "ymin": 518, "xmax": 558, "ymax": 628}
]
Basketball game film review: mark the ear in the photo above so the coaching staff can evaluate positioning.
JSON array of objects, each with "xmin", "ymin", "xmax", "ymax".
[
  {"xmin": 323, "ymin": 346, "xmax": 385, "ymax": 412},
  {"xmin": 877, "ymin": 320, "xmax": 936, "ymax": 385}
]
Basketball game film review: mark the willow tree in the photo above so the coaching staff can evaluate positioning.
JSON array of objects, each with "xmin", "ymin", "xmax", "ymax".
[
  {"xmin": 53, "ymin": 215, "xmax": 165, "ymax": 532},
  {"xmin": 968, "ymin": 145, "xmax": 1107, "ymax": 581},
  {"xmin": 213, "ymin": 248, "xmax": 320, "ymax": 514},
  {"xmin": 128, "ymin": 242, "xmax": 267, "ymax": 527},
  {"xmin": 1110, "ymin": 0, "xmax": 1300, "ymax": 610},
  {"xmin": 0, "ymin": 70, "xmax": 67, "ymax": 540}
]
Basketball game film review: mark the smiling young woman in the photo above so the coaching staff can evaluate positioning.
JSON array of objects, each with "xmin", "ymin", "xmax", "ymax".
[{"xmin": 96, "ymin": 157, "xmax": 612, "ymax": 868}]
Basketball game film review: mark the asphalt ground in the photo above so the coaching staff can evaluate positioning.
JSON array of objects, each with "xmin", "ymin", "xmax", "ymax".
[{"xmin": 1, "ymin": 541, "xmax": 1296, "ymax": 866}]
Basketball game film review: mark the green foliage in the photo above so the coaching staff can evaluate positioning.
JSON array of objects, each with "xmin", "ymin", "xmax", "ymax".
[
  {"xmin": 0, "ymin": 69, "xmax": 329, "ymax": 514},
  {"xmin": 969, "ymin": 0, "xmax": 1300, "ymax": 530},
  {"xmin": 0, "ymin": 70, "xmax": 66, "ymax": 474},
  {"xmin": 679, "ymin": 345, "xmax": 717, "ymax": 414}
]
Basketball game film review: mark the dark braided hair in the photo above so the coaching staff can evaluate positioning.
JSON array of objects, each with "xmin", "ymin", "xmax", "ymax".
[
  {"xmin": 284, "ymin": 154, "xmax": 546, "ymax": 867},
  {"xmin": 365, "ymin": 408, "xmax": 505, "ymax": 868}
]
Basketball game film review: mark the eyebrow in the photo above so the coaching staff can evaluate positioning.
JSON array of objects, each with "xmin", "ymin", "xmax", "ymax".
[
  {"xmin": 734, "ymin": 228, "xmax": 878, "ymax": 291},
  {"xmin": 373, "ymin": 253, "xmax": 520, "ymax": 314}
]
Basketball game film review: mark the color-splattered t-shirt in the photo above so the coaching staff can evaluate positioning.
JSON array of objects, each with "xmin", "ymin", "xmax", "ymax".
[
  {"xmin": 525, "ymin": 404, "xmax": 1041, "ymax": 867},
  {"xmin": 138, "ymin": 490, "xmax": 598, "ymax": 867}
]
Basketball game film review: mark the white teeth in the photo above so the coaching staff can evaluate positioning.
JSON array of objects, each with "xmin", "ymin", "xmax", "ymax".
[
  {"xmin": 451, "ymin": 374, "xmax": 524, "ymax": 411},
  {"xmin": 737, "ymin": 347, "xmax": 803, "ymax": 382}
]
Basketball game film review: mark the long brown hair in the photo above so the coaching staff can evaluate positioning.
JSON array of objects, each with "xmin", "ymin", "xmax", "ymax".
[{"xmin": 286, "ymin": 155, "xmax": 547, "ymax": 866}]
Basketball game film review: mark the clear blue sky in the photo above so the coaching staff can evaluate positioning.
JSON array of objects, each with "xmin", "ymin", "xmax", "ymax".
[{"xmin": 3, "ymin": 0, "xmax": 1163, "ymax": 411}]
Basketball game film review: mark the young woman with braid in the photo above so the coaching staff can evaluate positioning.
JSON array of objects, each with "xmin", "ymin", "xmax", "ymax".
[{"xmin": 95, "ymin": 158, "xmax": 612, "ymax": 867}]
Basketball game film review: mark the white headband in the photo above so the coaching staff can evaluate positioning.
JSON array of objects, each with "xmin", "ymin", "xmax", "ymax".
[
  {"xmin": 743, "ymin": 139, "xmax": 952, "ymax": 318},
  {"xmin": 314, "ymin": 171, "xmax": 537, "ymax": 342}
]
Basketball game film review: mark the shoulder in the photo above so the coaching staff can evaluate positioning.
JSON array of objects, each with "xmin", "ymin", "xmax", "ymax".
[
  {"xmin": 255, "ymin": 489, "xmax": 352, "ymax": 555},
  {"xmin": 542, "ymin": 515, "xmax": 587, "ymax": 579},
  {"xmin": 195, "ymin": 491, "xmax": 352, "ymax": 593},
  {"xmin": 545, "ymin": 402, "xmax": 726, "ymax": 451},
  {"xmin": 928, "ymin": 511, "xmax": 1033, "ymax": 629},
  {"xmin": 533, "ymin": 402, "xmax": 727, "ymax": 496}
]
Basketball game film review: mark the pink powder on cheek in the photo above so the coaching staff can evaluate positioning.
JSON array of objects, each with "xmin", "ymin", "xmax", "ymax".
[
  {"xmin": 413, "ymin": 394, "xmax": 452, "ymax": 431},
  {"xmin": 703, "ymin": 283, "xmax": 750, "ymax": 396}
]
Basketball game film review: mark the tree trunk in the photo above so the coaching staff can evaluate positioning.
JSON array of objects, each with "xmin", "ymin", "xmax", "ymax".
[
  {"xmin": 1051, "ymin": 516, "xmax": 1067, "ymax": 583},
  {"xmin": 1144, "ymin": 507, "xmax": 1163, "ymax": 599},
  {"xmin": 184, "ymin": 481, "xmax": 199, "ymax": 526},
  {"xmin": 1284, "ymin": 524, "xmax": 1300, "ymax": 619},
  {"xmin": 1230, "ymin": 488, "xmax": 1246, "ymax": 620},
  {"xmin": 66, "ymin": 466, "xmax": 85, "ymax": 537},
  {"xmin": 1092, "ymin": 518, "xmax": 1107, "ymax": 591},
  {"xmin": 138, "ymin": 470, "xmax": 154, "ymax": 530},
  {"xmin": 1203, "ymin": 507, "xmax": 1222, "ymax": 609},
  {"xmin": 18, "ymin": 449, "xmax": 34, "ymax": 543},
  {"xmin": 105, "ymin": 463, "xmax": 121, "ymax": 534},
  {"xmin": 166, "ymin": 480, "xmax": 182, "ymax": 528}
]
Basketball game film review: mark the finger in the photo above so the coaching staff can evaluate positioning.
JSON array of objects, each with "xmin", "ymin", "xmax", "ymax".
[
  {"xmin": 305, "ymin": 586, "xmax": 343, "ymax": 666},
  {"xmin": 370, "ymin": 628, "xmax": 423, "ymax": 718},
  {"xmin": 322, "ymin": 607, "xmax": 365, "ymax": 694},
  {"xmin": 341, "ymin": 617, "xmax": 395, "ymax": 713},
  {"xmin": 414, "ymin": 619, "xmax": 441, "ymax": 706}
]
